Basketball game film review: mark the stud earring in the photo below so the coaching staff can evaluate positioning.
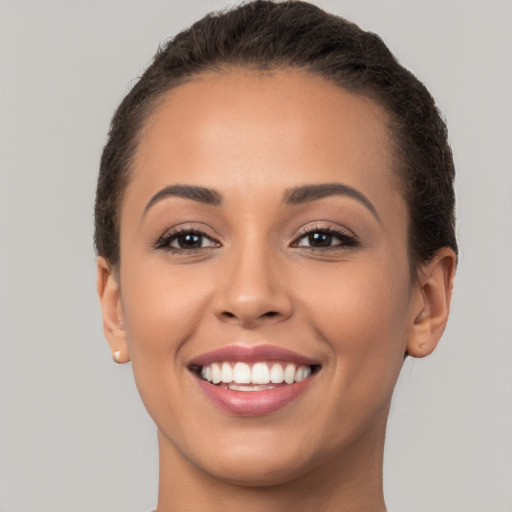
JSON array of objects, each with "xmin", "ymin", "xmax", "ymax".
[{"xmin": 113, "ymin": 350, "xmax": 121, "ymax": 363}]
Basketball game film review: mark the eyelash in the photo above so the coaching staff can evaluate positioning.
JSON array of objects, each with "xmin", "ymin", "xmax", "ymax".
[
  {"xmin": 291, "ymin": 225, "xmax": 359, "ymax": 250},
  {"xmin": 153, "ymin": 225, "xmax": 359, "ymax": 254},
  {"xmin": 153, "ymin": 226, "xmax": 220, "ymax": 254}
]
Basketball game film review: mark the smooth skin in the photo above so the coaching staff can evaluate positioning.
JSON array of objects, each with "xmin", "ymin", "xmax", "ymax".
[{"xmin": 97, "ymin": 70, "xmax": 456, "ymax": 512}]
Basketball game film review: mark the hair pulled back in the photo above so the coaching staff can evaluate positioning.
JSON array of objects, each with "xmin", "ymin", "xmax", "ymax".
[{"xmin": 95, "ymin": 0, "xmax": 457, "ymax": 268}]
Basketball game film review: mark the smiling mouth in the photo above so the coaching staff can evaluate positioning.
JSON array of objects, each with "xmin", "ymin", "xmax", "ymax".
[{"xmin": 192, "ymin": 361, "xmax": 321, "ymax": 392}]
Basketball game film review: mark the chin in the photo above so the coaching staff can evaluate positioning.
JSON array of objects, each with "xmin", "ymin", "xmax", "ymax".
[
  {"xmin": 202, "ymin": 452, "xmax": 316, "ymax": 488},
  {"xmin": 181, "ymin": 425, "xmax": 340, "ymax": 488}
]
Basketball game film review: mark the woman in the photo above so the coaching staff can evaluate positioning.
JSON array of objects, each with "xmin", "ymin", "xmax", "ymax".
[{"xmin": 95, "ymin": 1, "xmax": 456, "ymax": 510}]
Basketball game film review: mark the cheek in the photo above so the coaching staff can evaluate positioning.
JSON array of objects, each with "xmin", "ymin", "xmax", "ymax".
[
  {"xmin": 118, "ymin": 259, "xmax": 216, "ymax": 434},
  {"xmin": 300, "ymin": 257, "xmax": 411, "ymax": 381},
  {"xmin": 120, "ymin": 258, "xmax": 213, "ymax": 365},
  {"xmin": 291, "ymin": 259, "xmax": 412, "ymax": 446}
]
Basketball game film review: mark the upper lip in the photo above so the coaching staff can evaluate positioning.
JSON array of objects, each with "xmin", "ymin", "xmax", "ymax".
[{"xmin": 188, "ymin": 344, "xmax": 320, "ymax": 368}]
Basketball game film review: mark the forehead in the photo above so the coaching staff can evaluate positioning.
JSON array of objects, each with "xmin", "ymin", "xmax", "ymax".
[{"xmin": 128, "ymin": 69, "xmax": 401, "ymax": 212}]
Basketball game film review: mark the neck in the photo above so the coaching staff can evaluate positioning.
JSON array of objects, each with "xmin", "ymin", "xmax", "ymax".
[{"xmin": 155, "ymin": 413, "xmax": 388, "ymax": 512}]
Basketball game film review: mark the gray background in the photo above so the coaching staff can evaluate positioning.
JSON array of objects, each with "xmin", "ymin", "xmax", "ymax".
[{"xmin": 1, "ymin": 1, "xmax": 511, "ymax": 511}]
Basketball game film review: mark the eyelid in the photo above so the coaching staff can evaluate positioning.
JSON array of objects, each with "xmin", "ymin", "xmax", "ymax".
[
  {"xmin": 153, "ymin": 224, "xmax": 221, "ymax": 252},
  {"xmin": 291, "ymin": 223, "xmax": 359, "ymax": 249},
  {"xmin": 295, "ymin": 222, "xmax": 356, "ymax": 238},
  {"xmin": 152, "ymin": 222, "xmax": 359, "ymax": 254}
]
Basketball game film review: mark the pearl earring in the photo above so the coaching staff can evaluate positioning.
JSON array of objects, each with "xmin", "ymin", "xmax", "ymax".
[{"xmin": 113, "ymin": 350, "xmax": 121, "ymax": 363}]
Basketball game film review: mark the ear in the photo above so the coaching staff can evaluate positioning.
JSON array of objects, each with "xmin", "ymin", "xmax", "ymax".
[
  {"xmin": 407, "ymin": 247, "xmax": 457, "ymax": 358},
  {"xmin": 96, "ymin": 256, "xmax": 130, "ymax": 363}
]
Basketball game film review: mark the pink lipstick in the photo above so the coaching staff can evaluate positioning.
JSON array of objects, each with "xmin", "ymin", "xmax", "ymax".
[{"xmin": 188, "ymin": 345, "xmax": 320, "ymax": 416}]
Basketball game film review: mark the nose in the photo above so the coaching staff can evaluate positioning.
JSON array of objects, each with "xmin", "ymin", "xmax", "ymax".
[{"xmin": 213, "ymin": 243, "xmax": 293, "ymax": 328}]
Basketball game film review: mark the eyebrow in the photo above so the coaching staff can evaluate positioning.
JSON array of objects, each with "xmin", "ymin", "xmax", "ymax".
[
  {"xmin": 284, "ymin": 183, "xmax": 380, "ymax": 221},
  {"xmin": 144, "ymin": 184, "xmax": 222, "ymax": 215},
  {"xmin": 143, "ymin": 182, "xmax": 380, "ymax": 221}
]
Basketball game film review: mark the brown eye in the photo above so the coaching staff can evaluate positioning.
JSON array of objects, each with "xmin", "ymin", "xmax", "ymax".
[
  {"xmin": 154, "ymin": 229, "xmax": 220, "ymax": 253},
  {"xmin": 293, "ymin": 227, "xmax": 359, "ymax": 250},
  {"xmin": 305, "ymin": 232, "xmax": 334, "ymax": 247},
  {"xmin": 172, "ymin": 233, "xmax": 205, "ymax": 249}
]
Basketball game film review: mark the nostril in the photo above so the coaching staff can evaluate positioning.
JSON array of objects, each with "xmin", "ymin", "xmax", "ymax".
[
  {"xmin": 222, "ymin": 311, "xmax": 278, "ymax": 319},
  {"xmin": 220, "ymin": 309, "xmax": 281, "ymax": 324}
]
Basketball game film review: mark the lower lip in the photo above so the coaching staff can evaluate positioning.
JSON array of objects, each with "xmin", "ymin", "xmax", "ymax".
[{"xmin": 194, "ymin": 374, "xmax": 315, "ymax": 416}]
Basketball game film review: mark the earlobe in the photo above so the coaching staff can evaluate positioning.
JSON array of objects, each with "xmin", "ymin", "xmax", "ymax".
[
  {"xmin": 96, "ymin": 256, "xmax": 130, "ymax": 364},
  {"xmin": 406, "ymin": 248, "xmax": 457, "ymax": 358}
]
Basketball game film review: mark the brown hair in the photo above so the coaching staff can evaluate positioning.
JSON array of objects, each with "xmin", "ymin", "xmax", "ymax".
[{"xmin": 95, "ymin": 0, "xmax": 457, "ymax": 267}]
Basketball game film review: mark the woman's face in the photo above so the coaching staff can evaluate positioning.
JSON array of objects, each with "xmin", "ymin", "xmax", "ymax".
[{"xmin": 108, "ymin": 70, "xmax": 423, "ymax": 484}]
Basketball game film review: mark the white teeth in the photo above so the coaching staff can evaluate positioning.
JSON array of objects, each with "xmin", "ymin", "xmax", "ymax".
[
  {"xmin": 270, "ymin": 363, "xmax": 284, "ymax": 383},
  {"xmin": 284, "ymin": 363, "xmax": 296, "ymax": 385},
  {"xmin": 295, "ymin": 365, "xmax": 311, "ymax": 382},
  {"xmin": 229, "ymin": 383, "xmax": 275, "ymax": 392},
  {"xmin": 211, "ymin": 363, "xmax": 222, "ymax": 384},
  {"xmin": 199, "ymin": 361, "xmax": 314, "ymax": 387},
  {"xmin": 221, "ymin": 362, "xmax": 233, "ymax": 383},
  {"xmin": 252, "ymin": 362, "xmax": 270, "ymax": 384},
  {"xmin": 233, "ymin": 362, "xmax": 252, "ymax": 384}
]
